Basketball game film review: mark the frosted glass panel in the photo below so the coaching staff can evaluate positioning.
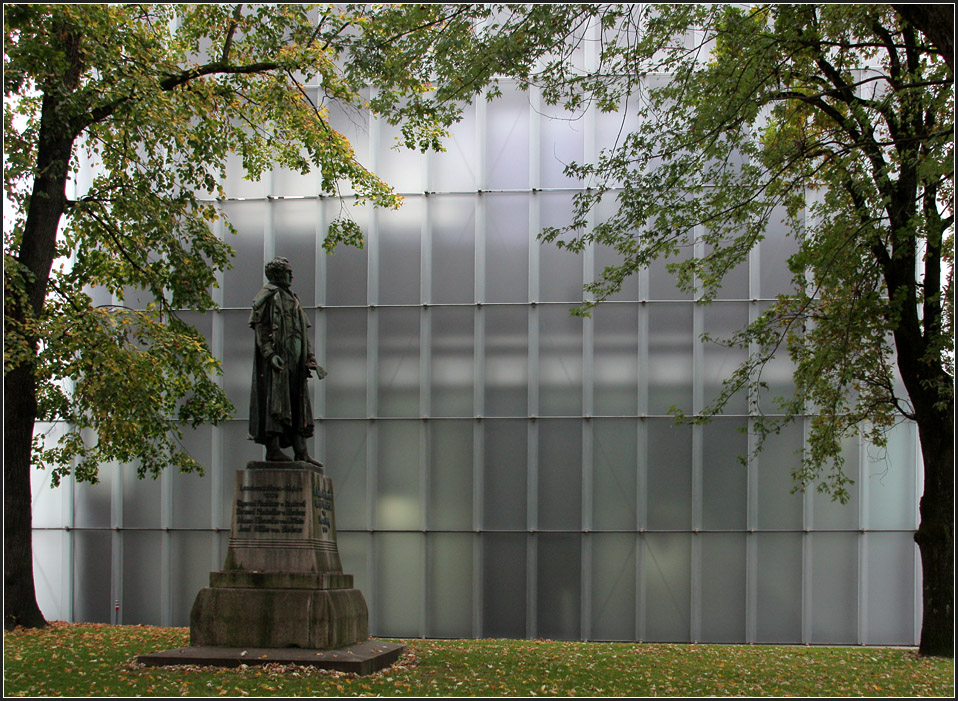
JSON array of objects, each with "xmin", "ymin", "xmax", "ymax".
[
  {"xmin": 539, "ymin": 103, "xmax": 584, "ymax": 188},
  {"xmin": 540, "ymin": 193, "xmax": 583, "ymax": 303},
  {"xmin": 591, "ymin": 534, "xmax": 636, "ymax": 641},
  {"xmin": 220, "ymin": 421, "xmax": 260, "ymax": 524},
  {"xmin": 324, "ymin": 308, "xmax": 367, "ymax": 418},
  {"xmin": 755, "ymin": 533, "xmax": 802, "ymax": 642},
  {"xmin": 375, "ymin": 532, "xmax": 423, "ymax": 637},
  {"xmin": 537, "ymin": 534, "xmax": 582, "ymax": 640},
  {"xmin": 482, "ymin": 534, "xmax": 526, "ymax": 638},
  {"xmin": 33, "ymin": 530, "xmax": 66, "ymax": 621},
  {"xmin": 74, "ymin": 531, "xmax": 112, "ymax": 623},
  {"xmin": 429, "ymin": 420, "xmax": 473, "ymax": 531},
  {"xmin": 326, "ymin": 420, "xmax": 368, "ymax": 530},
  {"xmin": 703, "ymin": 303, "xmax": 749, "ymax": 413},
  {"xmin": 171, "ymin": 426, "xmax": 213, "ymax": 529},
  {"xmin": 378, "ymin": 201, "xmax": 422, "ymax": 305},
  {"xmin": 700, "ymin": 534, "xmax": 746, "ymax": 642},
  {"xmin": 31, "ymin": 422, "xmax": 67, "ymax": 528},
  {"xmin": 864, "ymin": 533, "xmax": 916, "ymax": 644},
  {"xmin": 486, "ymin": 89, "xmax": 530, "ymax": 190},
  {"xmin": 377, "ymin": 120, "xmax": 425, "ymax": 194},
  {"xmin": 430, "ymin": 102, "xmax": 477, "ymax": 193},
  {"xmin": 593, "ymin": 303, "xmax": 638, "ymax": 416},
  {"xmin": 171, "ymin": 531, "xmax": 217, "ymax": 626},
  {"xmin": 222, "ymin": 309, "xmax": 254, "ymax": 417},
  {"xmin": 324, "ymin": 207, "xmax": 369, "ymax": 306},
  {"xmin": 484, "ymin": 306, "xmax": 528, "ymax": 416},
  {"xmin": 74, "ymin": 461, "xmax": 114, "ymax": 529},
  {"xmin": 538, "ymin": 420, "xmax": 582, "ymax": 531},
  {"xmin": 810, "ymin": 533, "xmax": 858, "ymax": 643},
  {"xmin": 485, "ymin": 194, "xmax": 529, "ymax": 303},
  {"xmin": 223, "ymin": 152, "xmax": 268, "ymax": 199},
  {"xmin": 649, "ymin": 236, "xmax": 691, "ymax": 300},
  {"xmin": 430, "ymin": 307, "xmax": 474, "ymax": 417},
  {"xmin": 427, "ymin": 534, "xmax": 473, "ymax": 638},
  {"xmin": 702, "ymin": 419, "xmax": 747, "ymax": 531},
  {"xmin": 336, "ymin": 531, "xmax": 369, "ymax": 593},
  {"xmin": 593, "ymin": 420, "xmax": 638, "ymax": 531},
  {"xmin": 539, "ymin": 305, "xmax": 582, "ymax": 416},
  {"xmin": 378, "ymin": 308, "xmax": 420, "ymax": 417},
  {"xmin": 865, "ymin": 421, "xmax": 917, "ymax": 530},
  {"xmin": 648, "ymin": 303, "xmax": 693, "ymax": 414},
  {"xmin": 757, "ymin": 423, "xmax": 804, "ymax": 530},
  {"xmin": 643, "ymin": 534, "xmax": 691, "ymax": 642},
  {"xmin": 274, "ymin": 199, "xmax": 318, "ymax": 304},
  {"xmin": 647, "ymin": 421, "xmax": 692, "ymax": 530},
  {"xmin": 122, "ymin": 463, "xmax": 161, "ymax": 529},
  {"xmin": 760, "ymin": 208, "xmax": 800, "ymax": 298},
  {"xmin": 432, "ymin": 196, "xmax": 476, "ymax": 304},
  {"xmin": 812, "ymin": 432, "xmax": 859, "ymax": 530},
  {"xmin": 376, "ymin": 421, "xmax": 420, "ymax": 530},
  {"xmin": 222, "ymin": 201, "xmax": 266, "ymax": 308},
  {"xmin": 122, "ymin": 531, "xmax": 163, "ymax": 625},
  {"xmin": 483, "ymin": 420, "xmax": 527, "ymax": 530}
]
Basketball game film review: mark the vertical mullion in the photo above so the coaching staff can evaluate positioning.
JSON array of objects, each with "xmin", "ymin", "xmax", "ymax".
[{"xmin": 473, "ymin": 93, "xmax": 487, "ymax": 638}]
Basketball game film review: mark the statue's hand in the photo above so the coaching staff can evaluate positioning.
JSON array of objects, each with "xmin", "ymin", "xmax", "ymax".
[
  {"xmin": 306, "ymin": 357, "xmax": 327, "ymax": 379},
  {"xmin": 270, "ymin": 355, "xmax": 286, "ymax": 371},
  {"xmin": 315, "ymin": 365, "xmax": 328, "ymax": 380}
]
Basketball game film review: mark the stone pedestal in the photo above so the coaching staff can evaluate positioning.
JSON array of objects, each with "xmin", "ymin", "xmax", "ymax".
[{"xmin": 189, "ymin": 462, "xmax": 368, "ymax": 650}]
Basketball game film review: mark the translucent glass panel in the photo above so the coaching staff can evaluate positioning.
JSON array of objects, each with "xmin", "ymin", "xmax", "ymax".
[
  {"xmin": 703, "ymin": 303, "xmax": 749, "ymax": 413},
  {"xmin": 122, "ymin": 464, "xmax": 162, "ymax": 529},
  {"xmin": 484, "ymin": 306, "xmax": 528, "ymax": 416},
  {"xmin": 539, "ymin": 193, "xmax": 584, "ymax": 303},
  {"xmin": 430, "ymin": 307, "xmax": 474, "ymax": 417},
  {"xmin": 378, "ymin": 201, "xmax": 422, "ymax": 305},
  {"xmin": 537, "ymin": 534, "xmax": 582, "ymax": 640},
  {"xmin": 222, "ymin": 309, "xmax": 254, "ymax": 417},
  {"xmin": 755, "ymin": 533, "xmax": 803, "ymax": 642},
  {"xmin": 429, "ymin": 420, "xmax": 473, "ymax": 531},
  {"xmin": 759, "ymin": 208, "xmax": 800, "ymax": 298},
  {"xmin": 863, "ymin": 533, "xmax": 916, "ymax": 644},
  {"xmin": 702, "ymin": 420, "xmax": 747, "ymax": 531},
  {"xmin": 539, "ymin": 306, "xmax": 582, "ymax": 416},
  {"xmin": 324, "ymin": 308, "xmax": 367, "ymax": 418},
  {"xmin": 376, "ymin": 421, "xmax": 421, "ymax": 530},
  {"xmin": 377, "ymin": 120, "xmax": 425, "ymax": 194},
  {"xmin": 592, "ymin": 420, "xmax": 638, "ymax": 531},
  {"xmin": 648, "ymin": 304, "xmax": 693, "ymax": 414},
  {"xmin": 325, "ymin": 207, "xmax": 370, "ymax": 306},
  {"xmin": 221, "ymin": 200, "xmax": 266, "ymax": 308},
  {"xmin": 172, "ymin": 425, "xmax": 213, "ymax": 530},
  {"xmin": 593, "ymin": 304, "xmax": 638, "ymax": 416},
  {"xmin": 591, "ymin": 534, "xmax": 636, "ymax": 641},
  {"xmin": 810, "ymin": 533, "xmax": 858, "ymax": 643},
  {"xmin": 73, "ymin": 530, "xmax": 112, "ymax": 623},
  {"xmin": 482, "ymin": 533, "xmax": 527, "ymax": 638},
  {"xmin": 647, "ymin": 420, "xmax": 692, "ymax": 530},
  {"xmin": 538, "ymin": 420, "xmax": 582, "ymax": 531},
  {"xmin": 378, "ymin": 308, "xmax": 420, "ymax": 417},
  {"xmin": 811, "ymin": 432, "xmax": 860, "ymax": 530},
  {"xmin": 122, "ymin": 531, "xmax": 163, "ymax": 625},
  {"xmin": 74, "ymin": 462, "xmax": 114, "ymax": 529},
  {"xmin": 756, "ymin": 422, "xmax": 805, "ymax": 530},
  {"xmin": 171, "ymin": 531, "xmax": 217, "ymax": 625},
  {"xmin": 483, "ymin": 420, "xmax": 527, "ymax": 530},
  {"xmin": 427, "ymin": 534, "xmax": 473, "ymax": 638},
  {"xmin": 374, "ymin": 532, "xmax": 423, "ymax": 636},
  {"xmin": 643, "ymin": 534, "xmax": 691, "ymax": 641},
  {"xmin": 429, "ymin": 102, "xmax": 477, "ymax": 193},
  {"xmin": 31, "ymin": 422, "xmax": 68, "ymax": 528},
  {"xmin": 33, "ymin": 530, "xmax": 67, "ymax": 620},
  {"xmin": 325, "ymin": 420, "xmax": 368, "ymax": 530},
  {"xmin": 485, "ymin": 194, "xmax": 529, "ymax": 303},
  {"xmin": 865, "ymin": 420, "xmax": 917, "ymax": 530},
  {"xmin": 486, "ymin": 89, "xmax": 530, "ymax": 190},
  {"xmin": 538, "ymin": 103, "xmax": 584, "ymax": 189},
  {"xmin": 274, "ymin": 199, "xmax": 318, "ymax": 304},
  {"xmin": 431, "ymin": 196, "xmax": 476, "ymax": 304},
  {"xmin": 700, "ymin": 534, "xmax": 746, "ymax": 642}
]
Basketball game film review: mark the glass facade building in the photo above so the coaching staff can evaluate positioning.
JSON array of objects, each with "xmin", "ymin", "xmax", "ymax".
[{"xmin": 32, "ymin": 78, "xmax": 921, "ymax": 644}]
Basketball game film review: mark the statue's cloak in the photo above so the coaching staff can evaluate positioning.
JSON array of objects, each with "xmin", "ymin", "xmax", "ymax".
[{"xmin": 248, "ymin": 283, "xmax": 314, "ymax": 445}]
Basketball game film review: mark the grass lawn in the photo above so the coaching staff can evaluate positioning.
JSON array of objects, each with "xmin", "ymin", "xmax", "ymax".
[{"xmin": 3, "ymin": 622, "xmax": 953, "ymax": 697}]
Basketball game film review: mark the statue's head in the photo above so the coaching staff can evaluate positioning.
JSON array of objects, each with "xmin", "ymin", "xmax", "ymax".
[{"xmin": 265, "ymin": 257, "xmax": 293, "ymax": 286}]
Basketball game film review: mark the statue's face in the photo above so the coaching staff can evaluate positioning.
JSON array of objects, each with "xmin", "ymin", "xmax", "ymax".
[{"xmin": 267, "ymin": 266, "xmax": 293, "ymax": 288}]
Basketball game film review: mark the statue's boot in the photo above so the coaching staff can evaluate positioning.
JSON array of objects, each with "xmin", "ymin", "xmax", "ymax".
[
  {"xmin": 292, "ymin": 434, "xmax": 324, "ymax": 471},
  {"xmin": 265, "ymin": 436, "xmax": 293, "ymax": 462}
]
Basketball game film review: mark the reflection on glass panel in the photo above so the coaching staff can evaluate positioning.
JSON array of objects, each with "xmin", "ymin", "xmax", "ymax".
[
  {"xmin": 74, "ymin": 530, "xmax": 112, "ymax": 623},
  {"xmin": 702, "ymin": 419, "xmax": 747, "ymax": 531},
  {"xmin": 647, "ymin": 420, "xmax": 692, "ymax": 530},
  {"xmin": 483, "ymin": 420, "xmax": 527, "ymax": 530},
  {"xmin": 812, "ymin": 432, "xmax": 859, "ymax": 531},
  {"xmin": 274, "ymin": 199, "xmax": 318, "ymax": 304},
  {"xmin": 648, "ymin": 304, "xmax": 692, "ymax": 415},
  {"xmin": 222, "ymin": 201, "xmax": 266, "ymax": 309},
  {"xmin": 377, "ymin": 421, "xmax": 420, "ymax": 530},
  {"xmin": 593, "ymin": 304, "xmax": 638, "ymax": 416},
  {"xmin": 379, "ymin": 308, "xmax": 420, "ymax": 417},
  {"xmin": 756, "ymin": 423, "xmax": 804, "ymax": 530},
  {"xmin": 538, "ymin": 420, "xmax": 582, "ymax": 531},
  {"xmin": 755, "ymin": 533, "xmax": 802, "ymax": 642},
  {"xmin": 74, "ymin": 460, "xmax": 114, "ymax": 529},
  {"xmin": 431, "ymin": 307, "xmax": 474, "ymax": 417},
  {"xmin": 538, "ymin": 534, "xmax": 581, "ymax": 640},
  {"xmin": 432, "ymin": 196, "xmax": 476, "ymax": 304},
  {"xmin": 593, "ymin": 420, "xmax": 638, "ymax": 531},
  {"xmin": 222, "ymin": 310, "xmax": 254, "ymax": 417},
  {"xmin": 375, "ymin": 532, "xmax": 423, "ymax": 637},
  {"xmin": 539, "ymin": 103, "xmax": 584, "ymax": 189},
  {"xmin": 810, "ymin": 533, "xmax": 858, "ymax": 644},
  {"xmin": 171, "ymin": 531, "xmax": 216, "ymax": 626},
  {"xmin": 378, "ymin": 201, "xmax": 422, "ymax": 305},
  {"xmin": 427, "ymin": 534, "xmax": 473, "ymax": 638},
  {"xmin": 430, "ymin": 102, "xmax": 477, "ymax": 193},
  {"xmin": 123, "ymin": 531, "xmax": 163, "ymax": 625},
  {"xmin": 325, "ymin": 207, "xmax": 370, "ymax": 307},
  {"xmin": 482, "ymin": 533, "xmax": 527, "ymax": 638},
  {"xmin": 123, "ymin": 462, "xmax": 161, "ymax": 529},
  {"xmin": 865, "ymin": 421, "xmax": 917, "ymax": 530},
  {"xmin": 540, "ymin": 193, "xmax": 583, "ymax": 303},
  {"xmin": 324, "ymin": 308, "xmax": 367, "ymax": 418},
  {"xmin": 760, "ymin": 208, "xmax": 800, "ymax": 299},
  {"xmin": 700, "ymin": 534, "xmax": 746, "ymax": 642},
  {"xmin": 539, "ymin": 306, "xmax": 582, "ymax": 416},
  {"xmin": 592, "ymin": 534, "xmax": 636, "ymax": 640},
  {"xmin": 643, "ymin": 534, "xmax": 691, "ymax": 642},
  {"xmin": 864, "ymin": 533, "xmax": 916, "ymax": 644},
  {"xmin": 703, "ymin": 303, "xmax": 749, "ymax": 414},
  {"xmin": 484, "ymin": 306, "xmax": 528, "ymax": 416},
  {"xmin": 326, "ymin": 421, "xmax": 368, "ymax": 531},
  {"xmin": 486, "ymin": 89, "xmax": 530, "ymax": 190},
  {"xmin": 172, "ymin": 428, "xmax": 212, "ymax": 531},
  {"xmin": 429, "ymin": 421, "xmax": 473, "ymax": 531},
  {"xmin": 485, "ymin": 194, "xmax": 529, "ymax": 303},
  {"xmin": 33, "ymin": 530, "xmax": 66, "ymax": 620}
]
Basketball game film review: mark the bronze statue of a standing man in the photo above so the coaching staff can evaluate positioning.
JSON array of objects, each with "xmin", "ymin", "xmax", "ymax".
[{"xmin": 249, "ymin": 257, "xmax": 327, "ymax": 466}]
